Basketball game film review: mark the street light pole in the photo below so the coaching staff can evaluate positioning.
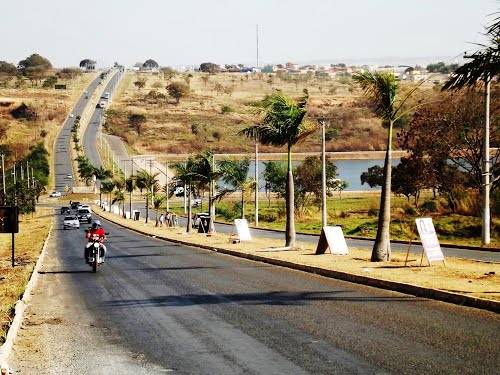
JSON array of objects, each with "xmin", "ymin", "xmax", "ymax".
[
  {"xmin": 482, "ymin": 76, "xmax": 491, "ymax": 244},
  {"xmin": 255, "ymin": 141, "xmax": 259, "ymax": 227},
  {"xmin": 320, "ymin": 119, "xmax": 327, "ymax": 228}
]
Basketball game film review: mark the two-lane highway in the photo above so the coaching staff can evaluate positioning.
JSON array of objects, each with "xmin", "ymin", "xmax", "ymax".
[
  {"xmin": 9, "ymin": 214, "xmax": 500, "ymax": 373},
  {"xmin": 54, "ymin": 75, "xmax": 102, "ymax": 193}
]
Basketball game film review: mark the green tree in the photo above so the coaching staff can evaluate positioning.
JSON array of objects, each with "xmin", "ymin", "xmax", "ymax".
[
  {"xmin": 360, "ymin": 165, "xmax": 384, "ymax": 188},
  {"xmin": 94, "ymin": 166, "xmax": 112, "ymax": 206},
  {"xmin": 100, "ymin": 181, "xmax": 116, "ymax": 208},
  {"xmin": 128, "ymin": 113, "xmax": 147, "ymax": 136},
  {"xmin": 79, "ymin": 59, "xmax": 96, "ymax": 70},
  {"xmin": 294, "ymin": 156, "xmax": 338, "ymax": 215},
  {"xmin": 262, "ymin": 161, "xmax": 287, "ymax": 207},
  {"xmin": 219, "ymin": 157, "xmax": 255, "ymax": 219},
  {"xmin": 239, "ymin": 89, "xmax": 316, "ymax": 247},
  {"xmin": 125, "ymin": 176, "xmax": 135, "ymax": 219},
  {"xmin": 353, "ymin": 71, "xmax": 418, "ymax": 261},
  {"xmin": 166, "ymin": 81, "xmax": 190, "ymax": 104},
  {"xmin": 135, "ymin": 169, "xmax": 159, "ymax": 223},
  {"xmin": 143, "ymin": 59, "xmax": 159, "ymax": 69},
  {"xmin": 161, "ymin": 67, "xmax": 177, "ymax": 80},
  {"xmin": 171, "ymin": 157, "xmax": 199, "ymax": 232}
]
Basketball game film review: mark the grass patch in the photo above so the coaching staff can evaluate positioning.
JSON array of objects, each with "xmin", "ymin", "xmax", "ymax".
[{"xmin": 0, "ymin": 207, "xmax": 52, "ymax": 343}]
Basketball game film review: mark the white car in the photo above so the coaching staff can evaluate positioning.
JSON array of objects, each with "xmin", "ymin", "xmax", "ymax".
[
  {"xmin": 69, "ymin": 113, "xmax": 74, "ymax": 118},
  {"xmin": 66, "ymin": 173, "xmax": 73, "ymax": 179},
  {"xmin": 50, "ymin": 191, "xmax": 62, "ymax": 197},
  {"xmin": 79, "ymin": 204, "xmax": 92, "ymax": 213},
  {"xmin": 63, "ymin": 216, "xmax": 80, "ymax": 229}
]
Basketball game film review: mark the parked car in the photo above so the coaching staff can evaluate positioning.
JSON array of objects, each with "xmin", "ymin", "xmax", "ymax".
[
  {"xmin": 50, "ymin": 191, "xmax": 62, "ymax": 197},
  {"xmin": 76, "ymin": 208, "xmax": 92, "ymax": 223},
  {"xmin": 66, "ymin": 173, "xmax": 73, "ymax": 179},
  {"xmin": 60, "ymin": 206, "xmax": 71, "ymax": 214},
  {"xmin": 63, "ymin": 216, "xmax": 80, "ymax": 229},
  {"xmin": 70, "ymin": 201, "xmax": 80, "ymax": 209}
]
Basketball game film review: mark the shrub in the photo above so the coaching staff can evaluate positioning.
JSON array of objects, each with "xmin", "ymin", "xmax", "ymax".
[
  {"xmin": 421, "ymin": 200, "xmax": 438, "ymax": 213},
  {"xmin": 260, "ymin": 212, "xmax": 277, "ymax": 222},
  {"xmin": 404, "ymin": 205, "xmax": 417, "ymax": 215},
  {"xmin": 221, "ymin": 105, "xmax": 234, "ymax": 114},
  {"xmin": 367, "ymin": 207, "xmax": 378, "ymax": 216}
]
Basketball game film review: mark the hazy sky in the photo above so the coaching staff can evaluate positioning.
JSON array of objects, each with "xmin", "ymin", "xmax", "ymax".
[{"xmin": 3, "ymin": 0, "xmax": 498, "ymax": 68}]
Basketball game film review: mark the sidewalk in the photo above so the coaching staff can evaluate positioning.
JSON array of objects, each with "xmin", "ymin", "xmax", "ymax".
[{"xmin": 94, "ymin": 205, "xmax": 500, "ymax": 314}]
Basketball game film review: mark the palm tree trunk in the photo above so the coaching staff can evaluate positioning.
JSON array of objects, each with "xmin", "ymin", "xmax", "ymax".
[
  {"xmin": 372, "ymin": 123, "xmax": 393, "ymax": 261},
  {"xmin": 209, "ymin": 179, "xmax": 216, "ymax": 233},
  {"xmin": 145, "ymin": 196, "xmax": 149, "ymax": 223},
  {"xmin": 285, "ymin": 146, "xmax": 296, "ymax": 247},
  {"xmin": 241, "ymin": 189, "xmax": 245, "ymax": 219},
  {"xmin": 186, "ymin": 180, "xmax": 193, "ymax": 232}
]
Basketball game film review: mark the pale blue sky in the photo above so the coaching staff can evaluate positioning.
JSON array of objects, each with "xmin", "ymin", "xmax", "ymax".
[{"xmin": 3, "ymin": 0, "xmax": 498, "ymax": 68}]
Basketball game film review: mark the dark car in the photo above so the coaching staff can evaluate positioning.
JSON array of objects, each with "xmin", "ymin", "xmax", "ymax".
[
  {"xmin": 76, "ymin": 209, "xmax": 92, "ymax": 223},
  {"xmin": 70, "ymin": 201, "xmax": 80, "ymax": 209},
  {"xmin": 60, "ymin": 206, "xmax": 71, "ymax": 214}
]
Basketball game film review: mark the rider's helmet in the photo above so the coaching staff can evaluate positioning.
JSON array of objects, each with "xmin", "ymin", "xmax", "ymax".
[{"xmin": 91, "ymin": 222, "xmax": 98, "ymax": 230}]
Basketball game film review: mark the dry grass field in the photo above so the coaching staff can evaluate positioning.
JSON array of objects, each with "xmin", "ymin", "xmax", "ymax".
[
  {"xmin": 105, "ymin": 71, "xmax": 437, "ymax": 156},
  {"xmin": 0, "ymin": 72, "xmax": 98, "ymax": 181},
  {"xmin": 0, "ymin": 207, "xmax": 52, "ymax": 343}
]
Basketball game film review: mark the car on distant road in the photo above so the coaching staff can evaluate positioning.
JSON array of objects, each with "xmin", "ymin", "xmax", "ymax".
[
  {"xmin": 60, "ymin": 206, "xmax": 71, "ymax": 214},
  {"xmin": 79, "ymin": 204, "xmax": 92, "ymax": 213},
  {"xmin": 66, "ymin": 173, "xmax": 73, "ymax": 179},
  {"xmin": 50, "ymin": 191, "xmax": 62, "ymax": 197},
  {"xmin": 69, "ymin": 113, "xmax": 74, "ymax": 118},
  {"xmin": 63, "ymin": 216, "xmax": 80, "ymax": 229},
  {"xmin": 70, "ymin": 201, "xmax": 80, "ymax": 209}
]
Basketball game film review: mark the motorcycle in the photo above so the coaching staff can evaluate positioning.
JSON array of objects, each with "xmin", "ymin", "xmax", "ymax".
[{"xmin": 85, "ymin": 230, "xmax": 109, "ymax": 273}]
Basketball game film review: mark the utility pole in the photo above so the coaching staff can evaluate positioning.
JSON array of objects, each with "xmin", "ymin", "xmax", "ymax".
[
  {"xmin": 482, "ymin": 76, "xmax": 491, "ymax": 244},
  {"xmin": 320, "ymin": 119, "xmax": 327, "ymax": 228},
  {"xmin": 2, "ymin": 154, "xmax": 5, "ymax": 199},
  {"xmin": 255, "ymin": 142, "xmax": 259, "ymax": 226},
  {"xmin": 256, "ymin": 24, "xmax": 259, "ymax": 69}
]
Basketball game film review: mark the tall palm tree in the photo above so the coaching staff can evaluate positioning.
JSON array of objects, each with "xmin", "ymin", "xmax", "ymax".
[
  {"xmin": 135, "ymin": 169, "xmax": 159, "ymax": 223},
  {"xmin": 218, "ymin": 157, "xmax": 255, "ymax": 219},
  {"xmin": 239, "ymin": 89, "xmax": 316, "ymax": 247},
  {"xmin": 192, "ymin": 150, "xmax": 222, "ymax": 233},
  {"xmin": 171, "ymin": 157, "xmax": 199, "ymax": 233},
  {"xmin": 353, "ymin": 72, "xmax": 417, "ymax": 261},
  {"xmin": 93, "ymin": 166, "xmax": 112, "ymax": 206},
  {"xmin": 100, "ymin": 180, "xmax": 115, "ymax": 209},
  {"xmin": 125, "ymin": 176, "xmax": 135, "ymax": 219}
]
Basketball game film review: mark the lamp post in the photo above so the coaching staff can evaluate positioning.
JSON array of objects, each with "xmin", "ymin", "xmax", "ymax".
[{"xmin": 319, "ymin": 118, "xmax": 327, "ymax": 228}]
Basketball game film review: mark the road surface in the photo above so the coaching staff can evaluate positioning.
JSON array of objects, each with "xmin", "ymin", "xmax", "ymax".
[{"xmin": 8, "ymin": 214, "xmax": 500, "ymax": 374}]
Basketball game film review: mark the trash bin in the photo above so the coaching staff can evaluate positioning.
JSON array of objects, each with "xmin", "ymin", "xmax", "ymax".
[
  {"xmin": 133, "ymin": 210, "xmax": 141, "ymax": 221},
  {"xmin": 197, "ymin": 216, "xmax": 211, "ymax": 234}
]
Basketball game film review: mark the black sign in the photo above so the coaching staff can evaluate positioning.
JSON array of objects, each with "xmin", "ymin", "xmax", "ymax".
[
  {"xmin": 54, "ymin": 84, "xmax": 67, "ymax": 90},
  {"xmin": 197, "ymin": 216, "xmax": 211, "ymax": 234},
  {"xmin": 0, "ymin": 206, "xmax": 19, "ymax": 233}
]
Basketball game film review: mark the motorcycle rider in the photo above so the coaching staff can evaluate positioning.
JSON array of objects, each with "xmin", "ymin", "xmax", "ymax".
[{"xmin": 85, "ymin": 222, "xmax": 107, "ymax": 263}]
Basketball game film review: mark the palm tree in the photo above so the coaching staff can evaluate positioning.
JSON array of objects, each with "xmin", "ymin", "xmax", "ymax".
[
  {"xmin": 171, "ymin": 157, "xmax": 199, "ymax": 233},
  {"xmin": 135, "ymin": 169, "xmax": 159, "ymax": 223},
  {"xmin": 239, "ymin": 89, "xmax": 316, "ymax": 247},
  {"xmin": 218, "ymin": 157, "xmax": 255, "ymax": 219},
  {"xmin": 94, "ymin": 166, "xmax": 112, "ymax": 205},
  {"xmin": 153, "ymin": 195, "xmax": 165, "ymax": 226},
  {"xmin": 100, "ymin": 180, "xmax": 115, "ymax": 209},
  {"xmin": 125, "ymin": 176, "xmax": 135, "ymax": 219},
  {"xmin": 192, "ymin": 151, "xmax": 222, "ymax": 233},
  {"xmin": 353, "ymin": 72, "xmax": 417, "ymax": 261}
]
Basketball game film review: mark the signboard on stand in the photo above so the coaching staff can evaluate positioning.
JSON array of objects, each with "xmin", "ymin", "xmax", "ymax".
[
  {"xmin": 229, "ymin": 219, "xmax": 252, "ymax": 243},
  {"xmin": 416, "ymin": 218, "xmax": 446, "ymax": 266},
  {"xmin": 315, "ymin": 226, "xmax": 349, "ymax": 255}
]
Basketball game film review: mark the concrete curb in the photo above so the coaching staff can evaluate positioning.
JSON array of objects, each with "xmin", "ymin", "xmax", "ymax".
[
  {"xmin": 0, "ymin": 220, "xmax": 53, "ymax": 371},
  {"xmin": 97, "ymin": 212, "xmax": 500, "ymax": 315}
]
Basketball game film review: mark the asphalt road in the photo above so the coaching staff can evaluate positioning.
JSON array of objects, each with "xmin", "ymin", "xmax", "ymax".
[
  {"xmin": 10, "ymin": 213, "xmax": 499, "ymax": 374},
  {"xmin": 53, "ymin": 75, "xmax": 102, "ymax": 193},
  {"xmin": 83, "ymin": 71, "xmax": 123, "ymax": 169}
]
